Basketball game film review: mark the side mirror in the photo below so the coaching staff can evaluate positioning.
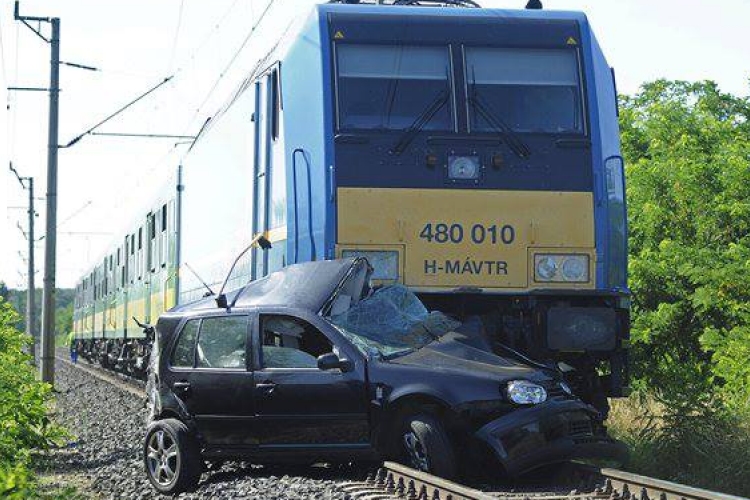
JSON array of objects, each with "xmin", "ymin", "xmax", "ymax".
[{"xmin": 317, "ymin": 352, "xmax": 353, "ymax": 372}]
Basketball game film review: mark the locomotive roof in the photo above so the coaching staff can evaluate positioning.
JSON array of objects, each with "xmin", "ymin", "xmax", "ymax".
[{"xmin": 317, "ymin": 2, "xmax": 588, "ymax": 22}]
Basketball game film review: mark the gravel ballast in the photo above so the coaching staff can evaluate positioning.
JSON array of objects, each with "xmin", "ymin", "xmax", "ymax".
[{"xmin": 48, "ymin": 359, "xmax": 354, "ymax": 499}]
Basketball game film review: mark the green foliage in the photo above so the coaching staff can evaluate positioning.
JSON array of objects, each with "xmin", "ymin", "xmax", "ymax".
[
  {"xmin": 617, "ymin": 80, "xmax": 750, "ymax": 495},
  {"xmin": 55, "ymin": 304, "xmax": 73, "ymax": 345},
  {"xmin": 4, "ymin": 288, "xmax": 74, "ymax": 336},
  {"xmin": 0, "ymin": 298, "xmax": 67, "ymax": 498},
  {"xmin": 610, "ymin": 396, "xmax": 750, "ymax": 497},
  {"xmin": 623, "ymin": 79, "xmax": 750, "ymax": 407},
  {"xmin": 0, "ymin": 462, "xmax": 36, "ymax": 499}
]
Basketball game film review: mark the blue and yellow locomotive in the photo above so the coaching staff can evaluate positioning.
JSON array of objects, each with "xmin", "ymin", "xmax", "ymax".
[{"xmin": 74, "ymin": 0, "xmax": 628, "ymax": 412}]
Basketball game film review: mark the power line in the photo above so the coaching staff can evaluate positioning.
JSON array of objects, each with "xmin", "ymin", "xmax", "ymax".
[
  {"xmin": 61, "ymin": 75, "xmax": 174, "ymax": 148},
  {"xmin": 167, "ymin": 0, "xmax": 186, "ymax": 72},
  {"xmin": 176, "ymin": 0, "xmax": 242, "ymax": 74},
  {"xmin": 57, "ymin": 200, "xmax": 91, "ymax": 230},
  {"xmin": 182, "ymin": 0, "xmax": 278, "ymax": 135}
]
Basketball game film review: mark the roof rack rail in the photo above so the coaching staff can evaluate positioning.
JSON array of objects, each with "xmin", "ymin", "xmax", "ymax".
[{"xmin": 328, "ymin": 0, "xmax": 481, "ymax": 7}]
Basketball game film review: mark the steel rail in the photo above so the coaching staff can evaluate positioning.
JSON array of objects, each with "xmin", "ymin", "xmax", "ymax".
[
  {"xmin": 341, "ymin": 462, "xmax": 749, "ymax": 500},
  {"xmin": 590, "ymin": 466, "xmax": 749, "ymax": 500}
]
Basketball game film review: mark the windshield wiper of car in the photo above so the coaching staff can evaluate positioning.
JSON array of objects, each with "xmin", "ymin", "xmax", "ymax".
[
  {"xmin": 469, "ymin": 94, "xmax": 531, "ymax": 159},
  {"xmin": 392, "ymin": 90, "xmax": 449, "ymax": 155}
]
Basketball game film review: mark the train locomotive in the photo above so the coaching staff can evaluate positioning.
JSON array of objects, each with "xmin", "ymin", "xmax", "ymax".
[{"xmin": 73, "ymin": 0, "xmax": 628, "ymax": 415}]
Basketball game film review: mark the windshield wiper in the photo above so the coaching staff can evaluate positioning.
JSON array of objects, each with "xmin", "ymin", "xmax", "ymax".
[
  {"xmin": 383, "ymin": 347, "xmax": 416, "ymax": 360},
  {"xmin": 392, "ymin": 90, "xmax": 449, "ymax": 155},
  {"xmin": 469, "ymin": 94, "xmax": 531, "ymax": 159}
]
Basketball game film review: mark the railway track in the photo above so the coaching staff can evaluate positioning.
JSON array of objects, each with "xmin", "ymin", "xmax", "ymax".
[
  {"xmin": 57, "ymin": 353, "xmax": 145, "ymax": 398},
  {"xmin": 340, "ymin": 461, "xmax": 749, "ymax": 500},
  {"xmin": 58, "ymin": 356, "xmax": 748, "ymax": 500}
]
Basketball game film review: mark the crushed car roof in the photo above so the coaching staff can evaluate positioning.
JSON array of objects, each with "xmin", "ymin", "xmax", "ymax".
[{"xmin": 169, "ymin": 258, "xmax": 362, "ymax": 314}]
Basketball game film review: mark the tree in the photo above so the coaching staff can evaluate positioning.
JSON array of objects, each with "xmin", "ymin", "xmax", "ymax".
[{"xmin": 622, "ymin": 80, "xmax": 750, "ymax": 404}]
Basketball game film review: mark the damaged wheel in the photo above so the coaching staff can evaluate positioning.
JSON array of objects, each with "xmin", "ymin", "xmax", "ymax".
[{"xmin": 400, "ymin": 414, "xmax": 457, "ymax": 479}]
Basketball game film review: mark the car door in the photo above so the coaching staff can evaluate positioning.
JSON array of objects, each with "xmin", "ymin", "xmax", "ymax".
[
  {"xmin": 250, "ymin": 310, "xmax": 371, "ymax": 451},
  {"xmin": 167, "ymin": 313, "xmax": 256, "ymax": 448}
]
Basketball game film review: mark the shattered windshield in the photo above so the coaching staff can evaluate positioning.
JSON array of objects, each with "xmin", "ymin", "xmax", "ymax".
[{"xmin": 329, "ymin": 284, "xmax": 460, "ymax": 358}]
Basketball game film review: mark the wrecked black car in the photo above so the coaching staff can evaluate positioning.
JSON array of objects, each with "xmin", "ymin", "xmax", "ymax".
[{"xmin": 144, "ymin": 258, "xmax": 626, "ymax": 494}]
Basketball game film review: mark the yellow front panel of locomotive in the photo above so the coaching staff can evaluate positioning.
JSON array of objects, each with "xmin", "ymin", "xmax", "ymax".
[{"xmin": 337, "ymin": 187, "xmax": 595, "ymax": 291}]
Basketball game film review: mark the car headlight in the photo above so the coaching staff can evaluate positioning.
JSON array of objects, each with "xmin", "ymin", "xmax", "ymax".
[
  {"xmin": 341, "ymin": 250, "xmax": 399, "ymax": 280},
  {"xmin": 506, "ymin": 380, "xmax": 548, "ymax": 405},
  {"xmin": 447, "ymin": 155, "xmax": 481, "ymax": 180},
  {"xmin": 534, "ymin": 254, "xmax": 589, "ymax": 283}
]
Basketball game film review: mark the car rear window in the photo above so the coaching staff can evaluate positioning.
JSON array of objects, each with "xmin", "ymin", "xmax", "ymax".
[
  {"xmin": 171, "ymin": 319, "xmax": 199, "ymax": 367},
  {"xmin": 196, "ymin": 316, "xmax": 248, "ymax": 369}
]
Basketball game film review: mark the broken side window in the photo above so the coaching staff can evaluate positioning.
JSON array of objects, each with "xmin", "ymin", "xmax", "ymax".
[{"xmin": 260, "ymin": 315, "xmax": 333, "ymax": 369}]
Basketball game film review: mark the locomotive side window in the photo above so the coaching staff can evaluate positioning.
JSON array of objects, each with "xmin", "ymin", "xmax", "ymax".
[
  {"xmin": 464, "ymin": 47, "xmax": 584, "ymax": 134},
  {"xmin": 336, "ymin": 44, "xmax": 453, "ymax": 131},
  {"xmin": 270, "ymin": 68, "xmax": 281, "ymax": 141}
]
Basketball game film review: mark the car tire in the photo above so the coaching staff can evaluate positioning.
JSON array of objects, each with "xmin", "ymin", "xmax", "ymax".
[
  {"xmin": 144, "ymin": 418, "xmax": 202, "ymax": 495},
  {"xmin": 400, "ymin": 413, "xmax": 457, "ymax": 479}
]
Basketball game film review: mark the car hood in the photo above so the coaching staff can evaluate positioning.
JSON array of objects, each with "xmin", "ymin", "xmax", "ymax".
[{"xmin": 389, "ymin": 332, "xmax": 552, "ymax": 382}]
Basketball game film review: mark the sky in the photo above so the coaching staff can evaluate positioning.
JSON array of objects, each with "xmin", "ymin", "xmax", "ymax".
[{"xmin": 1, "ymin": 0, "xmax": 748, "ymax": 290}]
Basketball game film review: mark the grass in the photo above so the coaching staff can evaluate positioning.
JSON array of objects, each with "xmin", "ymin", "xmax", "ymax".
[{"xmin": 606, "ymin": 394, "xmax": 750, "ymax": 497}]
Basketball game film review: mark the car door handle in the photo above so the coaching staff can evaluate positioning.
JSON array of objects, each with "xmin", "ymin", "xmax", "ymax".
[
  {"xmin": 256, "ymin": 382, "xmax": 277, "ymax": 395},
  {"xmin": 173, "ymin": 381, "xmax": 191, "ymax": 395}
]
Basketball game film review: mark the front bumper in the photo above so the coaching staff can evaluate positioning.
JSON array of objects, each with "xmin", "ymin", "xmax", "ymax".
[{"xmin": 475, "ymin": 399, "xmax": 628, "ymax": 477}]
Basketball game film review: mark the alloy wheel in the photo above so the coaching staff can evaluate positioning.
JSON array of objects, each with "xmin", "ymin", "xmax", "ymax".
[
  {"xmin": 146, "ymin": 429, "xmax": 180, "ymax": 486},
  {"xmin": 403, "ymin": 431, "xmax": 430, "ymax": 472}
]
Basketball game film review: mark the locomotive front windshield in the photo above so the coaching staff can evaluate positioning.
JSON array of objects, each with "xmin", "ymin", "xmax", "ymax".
[
  {"xmin": 465, "ymin": 47, "xmax": 584, "ymax": 134},
  {"xmin": 335, "ymin": 43, "xmax": 584, "ymax": 135},
  {"xmin": 336, "ymin": 44, "xmax": 453, "ymax": 131}
]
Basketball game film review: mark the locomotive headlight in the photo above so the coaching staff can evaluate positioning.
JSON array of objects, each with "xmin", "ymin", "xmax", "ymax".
[
  {"xmin": 506, "ymin": 380, "xmax": 548, "ymax": 405},
  {"xmin": 341, "ymin": 250, "xmax": 399, "ymax": 280},
  {"xmin": 534, "ymin": 254, "xmax": 589, "ymax": 283},
  {"xmin": 447, "ymin": 156, "xmax": 481, "ymax": 180},
  {"xmin": 561, "ymin": 256, "xmax": 587, "ymax": 281},
  {"xmin": 535, "ymin": 256, "xmax": 558, "ymax": 280}
]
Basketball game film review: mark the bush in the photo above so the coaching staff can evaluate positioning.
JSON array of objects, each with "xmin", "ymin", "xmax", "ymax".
[
  {"xmin": 0, "ymin": 462, "xmax": 36, "ymax": 499},
  {"xmin": 617, "ymin": 80, "xmax": 750, "ymax": 495},
  {"xmin": 0, "ymin": 298, "xmax": 65, "ymax": 497}
]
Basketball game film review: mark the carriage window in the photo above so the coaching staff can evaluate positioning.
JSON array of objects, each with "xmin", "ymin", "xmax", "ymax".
[
  {"xmin": 336, "ymin": 44, "xmax": 453, "ymax": 131},
  {"xmin": 465, "ymin": 48, "xmax": 583, "ymax": 134}
]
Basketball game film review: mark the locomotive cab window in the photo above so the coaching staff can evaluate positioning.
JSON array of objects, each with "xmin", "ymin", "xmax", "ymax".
[
  {"xmin": 464, "ymin": 47, "xmax": 584, "ymax": 134},
  {"xmin": 335, "ymin": 44, "xmax": 453, "ymax": 131}
]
